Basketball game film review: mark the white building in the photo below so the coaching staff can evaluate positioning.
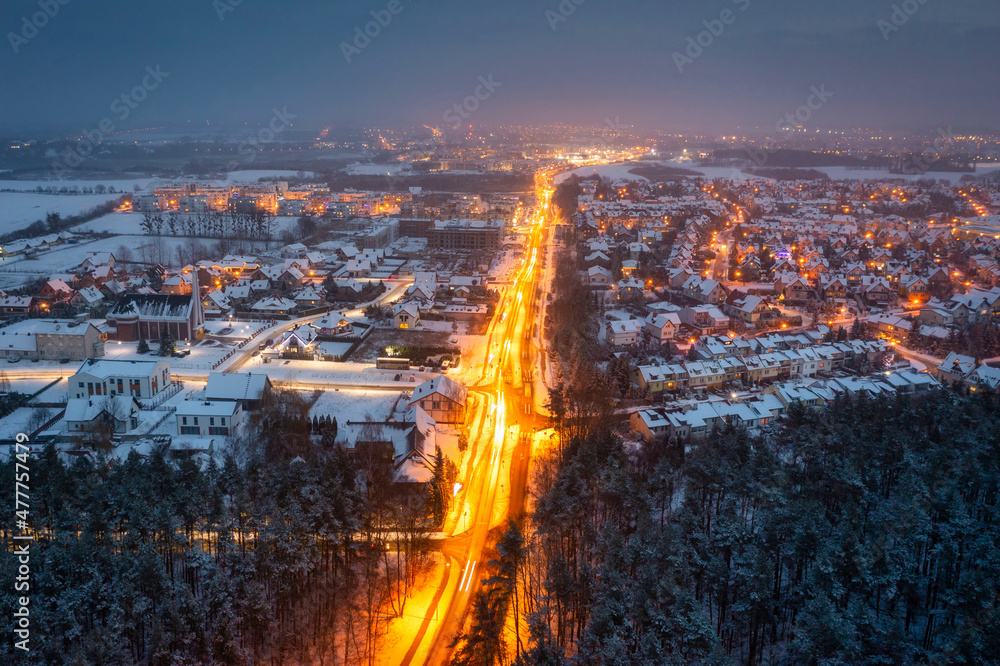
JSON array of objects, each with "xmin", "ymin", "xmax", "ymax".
[
  {"xmin": 71, "ymin": 359, "xmax": 171, "ymax": 400},
  {"xmin": 176, "ymin": 400, "xmax": 243, "ymax": 437}
]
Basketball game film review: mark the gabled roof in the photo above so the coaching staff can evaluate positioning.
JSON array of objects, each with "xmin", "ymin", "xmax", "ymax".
[
  {"xmin": 410, "ymin": 376, "xmax": 468, "ymax": 406},
  {"xmin": 108, "ymin": 293, "xmax": 194, "ymax": 321},
  {"xmin": 205, "ymin": 372, "xmax": 272, "ymax": 402},
  {"xmin": 65, "ymin": 396, "xmax": 140, "ymax": 423}
]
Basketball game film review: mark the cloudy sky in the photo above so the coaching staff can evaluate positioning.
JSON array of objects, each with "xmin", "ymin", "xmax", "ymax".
[{"xmin": 2, "ymin": 0, "xmax": 998, "ymax": 134}]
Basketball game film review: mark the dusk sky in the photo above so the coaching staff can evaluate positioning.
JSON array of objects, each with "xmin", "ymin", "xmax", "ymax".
[{"xmin": 3, "ymin": 0, "xmax": 999, "ymax": 133}]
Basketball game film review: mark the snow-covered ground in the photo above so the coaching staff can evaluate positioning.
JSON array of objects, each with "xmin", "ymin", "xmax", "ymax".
[
  {"xmin": 222, "ymin": 170, "xmax": 315, "ymax": 182},
  {"xmin": 555, "ymin": 164, "xmax": 650, "ymax": 184},
  {"xmin": 69, "ymin": 212, "xmax": 145, "ymax": 234},
  {"xmin": 0, "ymin": 192, "xmax": 123, "ymax": 232},
  {"xmin": 0, "ymin": 407, "xmax": 41, "ymax": 439},
  {"xmin": 0, "ymin": 177, "xmax": 158, "ymax": 193},
  {"xmin": 308, "ymin": 389, "xmax": 404, "ymax": 424},
  {"xmin": 344, "ymin": 163, "xmax": 412, "ymax": 176},
  {"xmin": 102, "ymin": 339, "xmax": 243, "ymax": 373},
  {"xmin": 69, "ymin": 211, "xmax": 302, "ymax": 237},
  {"xmin": 28, "ymin": 377, "xmax": 68, "ymax": 403},
  {"xmin": 669, "ymin": 161, "xmax": 1000, "ymax": 185},
  {"xmin": 555, "ymin": 160, "xmax": 1000, "ymax": 185},
  {"xmin": 0, "ymin": 235, "xmax": 195, "ymax": 289},
  {"xmin": 239, "ymin": 357, "xmax": 437, "ymax": 388}
]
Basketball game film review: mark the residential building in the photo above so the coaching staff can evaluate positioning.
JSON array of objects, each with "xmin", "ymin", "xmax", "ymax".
[
  {"xmin": 71, "ymin": 358, "xmax": 171, "ymax": 400},
  {"xmin": 409, "ymin": 376, "xmax": 468, "ymax": 424},
  {"xmin": 176, "ymin": 400, "xmax": 243, "ymax": 437},
  {"xmin": 0, "ymin": 318, "xmax": 105, "ymax": 361}
]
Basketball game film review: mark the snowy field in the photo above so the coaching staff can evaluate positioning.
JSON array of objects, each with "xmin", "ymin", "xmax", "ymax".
[
  {"xmin": 222, "ymin": 170, "xmax": 315, "ymax": 182},
  {"xmin": 102, "ymin": 339, "xmax": 242, "ymax": 373},
  {"xmin": 28, "ymin": 377, "xmax": 68, "ymax": 403},
  {"xmin": 0, "ymin": 407, "xmax": 42, "ymax": 439},
  {"xmin": 345, "ymin": 163, "xmax": 412, "ymax": 176},
  {"xmin": 308, "ymin": 388, "xmax": 404, "ymax": 424},
  {"xmin": 69, "ymin": 212, "xmax": 145, "ymax": 234},
  {"xmin": 241, "ymin": 357, "xmax": 437, "ymax": 388},
  {"xmin": 71, "ymin": 211, "xmax": 303, "ymax": 237},
  {"xmin": 0, "ymin": 236, "xmax": 190, "ymax": 289},
  {"xmin": 554, "ymin": 160, "xmax": 1000, "ymax": 185},
  {"xmin": 0, "ymin": 232, "xmax": 289, "ymax": 290},
  {"xmin": 555, "ymin": 164, "xmax": 650, "ymax": 184},
  {"xmin": 0, "ymin": 169, "xmax": 314, "ymax": 197},
  {"xmin": 0, "ymin": 192, "xmax": 124, "ymax": 232},
  {"xmin": 0, "ymin": 177, "xmax": 158, "ymax": 193},
  {"xmin": 672, "ymin": 161, "xmax": 1000, "ymax": 185}
]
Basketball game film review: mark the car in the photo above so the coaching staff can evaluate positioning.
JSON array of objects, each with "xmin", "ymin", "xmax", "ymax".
[
  {"xmin": 7, "ymin": 356, "xmax": 19, "ymax": 363},
  {"xmin": 251, "ymin": 350, "xmax": 259, "ymax": 357}
]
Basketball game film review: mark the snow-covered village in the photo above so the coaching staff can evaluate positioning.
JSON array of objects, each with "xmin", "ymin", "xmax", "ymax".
[{"xmin": 3, "ymin": 3, "xmax": 1000, "ymax": 661}]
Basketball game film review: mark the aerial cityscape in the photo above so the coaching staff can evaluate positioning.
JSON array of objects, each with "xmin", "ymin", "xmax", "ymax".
[{"xmin": 1, "ymin": 1, "xmax": 999, "ymax": 664}]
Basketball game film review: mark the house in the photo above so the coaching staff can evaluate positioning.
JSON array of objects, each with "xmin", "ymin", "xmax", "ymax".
[
  {"xmin": 204, "ymin": 372, "xmax": 273, "ymax": 410},
  {"xmin": 723, "ymin": 292, "xmax": 768, "ymax": 323},
  {"xmin": 345, "ymin": 259, "xmax": 372, "ymax": 278},
  {"xmin": 202, "ymin": 290, "xmax": 233, "ymax": 317},
  {"xmin": 251, "ymin": 296, "xmax": 297, "ymax": 315},
  {"xmin": 106, "ymin": 292, "xmax": 204, "ymax": 342},
  {"xmin": 65, "ymin": 395, "xmax": 141, "ymax": 434},
  {"xmin": 681, "ymin": 276, "xmax": 727, "ymax": 304},
  {"xmin": 393, "ymin": 302, "xmax": 420, "ymax": 329},
  {"xmin": 644, "ymin": 312, "xmax": 681, "ymax": 342},
  {"xmin": 679, "ymin": 306, "xmax": 730, "ymax": 335},
  {"xmin": 176, "ymin": 400, "xmax": 243, "ymax": 437},
  {"xmin": 586, "ymin": 266, "xmax": 613, "ymax": 287},
  {"xmin": 39, "ymin": 279, "xmax": 74, "ymax": 302},
  {"xmin": 820, "ymin": 277, "xmax": 848, "ymax": 300},
  {"xmin": 616, "ymin": 277, "xmax": 645, "ymax": 302},
  {"xmin": 608, "ymin": 319, "xmax": 642, "ymax": 346},
  {"xmin": 862, "ymin": 278, "xmax": 894, "ymax": 304},
  {"xmin": 293, "ymin": 285, "xmax": 325, "ymax": 308},
  {"xmin": 583, "ymin": 251, "xmax": 611, "ymax": 269},
  {"xmin": 71, "ymin": 358, "xmax": 171, "ymax": 400},
  {"xmin": 443, "ymin": 303, "xmax": 489, "ymax": 323},
  {"xmin": 409, "ymin": 376, "xmax": 468, "ymax": 424},
  {"xmin": 935, "ymin": 352, "xmax": 978, "ymax": 384},
  {"xmin": 635, "ymin": 363, "xmax": 688, "ymax": 394},
  {"xmin": 0, "ymin": 318, "xmax": 105, "ymax": 362},
  {"xmin": 80, "ymin": 252, "xmax": 116, "ymax": 271},
  {"xmin": 72, "ymin": 286, "xmax": 105, "ymax": 307},
  {"xmin": 780, "ymin": 276, "xmax": 812, "ymax": 302},
  {"xmin": 966, "ymin": 364, "xmax": 1000, "ymax": 391},
  {"xmin": 0, "ymin": 296, "xmax": 33, "ymax": 315}
]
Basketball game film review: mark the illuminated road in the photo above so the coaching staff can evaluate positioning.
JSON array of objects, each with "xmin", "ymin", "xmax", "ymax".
[{"xmin": 397, "ymin": 178, "xmax": 554, "ymax": 666}]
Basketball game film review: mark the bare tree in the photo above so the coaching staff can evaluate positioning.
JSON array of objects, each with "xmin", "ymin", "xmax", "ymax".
[{"xmin": 26, "ymin": 406, "xmax": 52, "ymax": 434}]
